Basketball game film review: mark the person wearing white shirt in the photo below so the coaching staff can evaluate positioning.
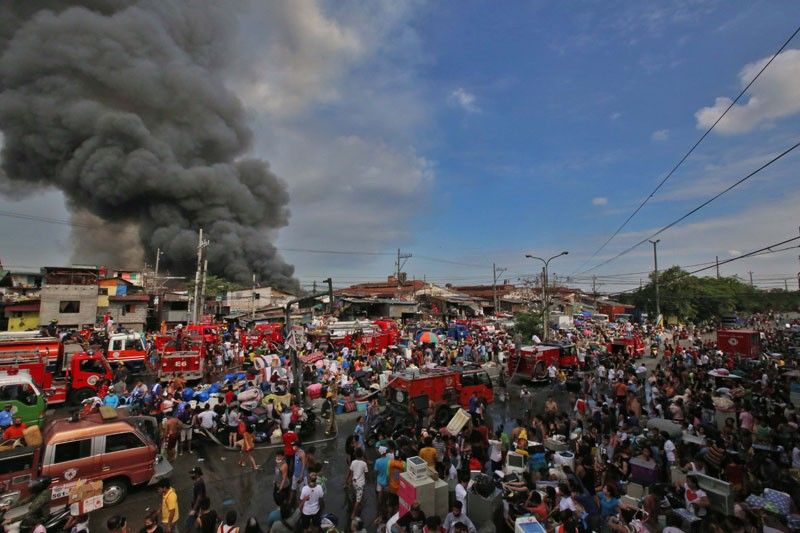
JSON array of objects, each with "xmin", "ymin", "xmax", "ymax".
[
  {"xmin": 299, "ymin": 474, "xmax": 325, "ymax": 530},
  {"xmin": 347, "ymin": 449, "xmax": 369, "ymax": 520}
]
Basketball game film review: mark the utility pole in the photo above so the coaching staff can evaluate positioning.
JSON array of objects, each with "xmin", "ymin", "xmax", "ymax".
[
  {"xmin": 324, "ymin": 278, "xmax": 333, "ymax": 314},
  {"xmin": 192, "ymin": 228, "xmax": 209, "ymax": 323},
  {"xmin": 525, "ymin": 252, "xmax": 568, "ymax": 343},
  {"xmin": 395, "ymin": 249, "xmax": 412, "ymax": 286},
  {"xmin": 153, "ymin": 248, "xmax": 163, "ymax": 293},
  {"xmin": 251, "ymin": 273, "xmax": 257, "ymax": 319},
  {"xmin": 715, "ymin": 256, "xmax": 720, "ymax": 279},
  {"xmin": 749, "ymin": 271, "xmax": 754, "ymax": 288},
  {"xmin": 785, "ymin": 279, "xmax": 789, "ymax": 292},
  {"xmin": 649, "ymin": 239, "xmax": 660, "ymax": 322},
  {"xmin": 199, "ymin": 259, "xmax": 208, "ymax": 321},
  {"xmin": 312, "ymin": 280, "xmax": 317, "ymax": 293},
  {"xmin": 492, "ymin": 263, "xmax": 507, "ymax": 316}
]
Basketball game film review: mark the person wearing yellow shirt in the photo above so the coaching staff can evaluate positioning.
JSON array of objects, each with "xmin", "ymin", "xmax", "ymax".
[
  {"xmin": 159, "ymin": 479, "xmax": 179, "ymax": 533},
  {"xmin": 418, "ymin": 437, "xmax": 437, "ymax": 469}
]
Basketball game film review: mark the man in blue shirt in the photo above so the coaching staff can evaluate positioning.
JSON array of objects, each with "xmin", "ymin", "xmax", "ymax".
[
  {"xmin": 0, "ymin": 405, "xmax": 13, "ymax": 429},
  {"xmin": 374, "ymin": 447, "xmax": 390, "ymax": 509}
]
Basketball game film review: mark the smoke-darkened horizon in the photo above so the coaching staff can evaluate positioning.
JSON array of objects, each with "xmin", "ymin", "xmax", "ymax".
[{"xmin": 0, "ymin": 1, "xmax": 298, "ymax": 291}]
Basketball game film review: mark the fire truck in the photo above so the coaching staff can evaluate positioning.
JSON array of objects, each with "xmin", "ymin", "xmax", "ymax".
[
  {"xmin": 187, "ymin": 323, "xmax": 222, "ymax": 344},
  {"xmin": 0, "ymin": 333, "xmax": 112, "ymax": 405},
  {"xmin": 252, "ymin": 323, "xmax": 284, "ymax": 344},
  {"xmin": 507, "ymin": 342, "xmax": 579, "ymax": 380},
  {"xmin": 106, "ymin": 332, "xmax": 148, "ymax": 370},
  {"xmin": 717, "ymin": 329, "xmax": 761, "ymax": 358},
  {"xmin": 153, "ymin": 333, "xmax": 205, "ymax": 381},
  {"xmin": 388, "ymin": 366, "xmax": 494, "ymax": 425},
  {"xmin": 607, "ymin": 336, "xmax": 645, "ymax": 358}
]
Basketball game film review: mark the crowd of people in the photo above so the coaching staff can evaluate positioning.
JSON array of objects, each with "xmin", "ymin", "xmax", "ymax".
[{"xmin": 30, "ymin": 311, "xmax": 800, "ymax": 533}]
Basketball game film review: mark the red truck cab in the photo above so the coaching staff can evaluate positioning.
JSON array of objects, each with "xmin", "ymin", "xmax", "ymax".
[
  {"xmin": 717, "ymin": 329, "xmax": 761, "ymax": 357},
  {"xmin": 187, "ymin": 324, "xmax": 221, "ymax": 345},
  {"xmin": 507, "ymin": 343, "xmax": 578, "ymax": 380},
  {"xmin": 607, "ymin": 336, "xmax": 645, "ymax": 358},
  {"xmin": 388, "ymin": 367, "xmax": 493, "ymax": 424},
  {"xmin": 0, "ymin": 334, "xmax": 112, "ymax": 405},
  {"xmin": 106, "ymin": 333, "xmax": 148, "ymax": 370},
  {"xmin": 252, "ymin": 323, "xmax": 284, "ymax": 344}
]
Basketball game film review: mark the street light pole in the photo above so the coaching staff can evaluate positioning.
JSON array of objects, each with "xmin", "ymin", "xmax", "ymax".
[
  {"xmin": 649, "ymin": 239, "xmax": 661, "ymax": 322},
  {"xmin": 524, "ymin": 251, "xmax": 568, "ymax": 342}
]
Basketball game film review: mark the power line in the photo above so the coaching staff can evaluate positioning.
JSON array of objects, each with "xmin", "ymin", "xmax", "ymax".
[
  {"xmin": 579, "ymin": 141, "xmax": 800, "ymax": 274},
  {"xmin": 607, "ymin": 234, "xmax": 800, "ymax": 296},
  {"xmin": 572, "ymin": 23, "xmax": 800, "ymax": 274}
]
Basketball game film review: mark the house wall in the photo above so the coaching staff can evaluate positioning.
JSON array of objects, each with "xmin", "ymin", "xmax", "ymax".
[
  {"xmin": 39, "ymin": 284, "xmax": 99, "ymax": 327},
  {"xmin": 6, "ymin": 311, "xmax": 39, "ymax": 331},
  {"xmin": 107, "ymin": 302, "xmax": 147, "ymax": 331}
]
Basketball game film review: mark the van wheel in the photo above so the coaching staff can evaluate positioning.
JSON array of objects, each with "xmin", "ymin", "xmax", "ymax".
[
  {"xmin": 533, "ymin": 362, "xmax": 546, "ymax": 379},
  {"xmin": 103, "ymin": 478, "xmax": 129, "ymax": 506},
  {"xmin": 69, "ymin": 388, "xmax": 94, "ymax": 405}
]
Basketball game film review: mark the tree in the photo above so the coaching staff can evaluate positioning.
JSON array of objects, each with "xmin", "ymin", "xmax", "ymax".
[
  {"xmin": 512, "ymin": 311, "xmax": 543, "ymax": 341},
  {"xmin": 187, "ymin": 275, "xmax": 243, "ymax": 300},
  {"xmin": 620, "ymin": 266, "xmax": 800, "ymax": 322}
]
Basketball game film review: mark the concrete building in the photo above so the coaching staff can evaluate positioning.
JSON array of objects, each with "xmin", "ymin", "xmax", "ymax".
[
  {"xmin": 107, "ymin": 294, "xmax": 149, "ymax": 331},
  {"xmin": 223, "ymin": 287, "xmax": 293, "ymax": 315},
  {"xmin": 158, "ymin": 292, "xmax": 190, "ymax": 326},
  {"xmin": 39, "ymin": 267, "xmax": 99, "ymax": 329}
]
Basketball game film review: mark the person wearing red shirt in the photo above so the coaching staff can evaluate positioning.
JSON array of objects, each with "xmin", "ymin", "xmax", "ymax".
[
  {"xmin": 3, "ymin": 417, "xmax": 27, "ymax": 441},
  {"xmin": 282, "ymin": 428, "xmax": 298, "ymax": 475},
  {"xmin": 224, "ymin": 386, "xmax": 236, "ymax": 405}
]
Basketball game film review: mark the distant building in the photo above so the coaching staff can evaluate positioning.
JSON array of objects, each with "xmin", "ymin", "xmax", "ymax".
[
  {"xmin": 158, "ymin": 292, "xmax": 190, "ymax": 326},
  {"xmin": 39, "ymin": 266, "xmax": 99, "ymax": 329},
  {"xmin": 338, "ymin": 275, "xmax": 425, "ymax": 300},
  {"xmin": 0, "ymin": 268, "xmax": 43, "ymax": 300},
  {"xmin": 223, "ymin": 287, "xmax": 293, "ymax": 315}
]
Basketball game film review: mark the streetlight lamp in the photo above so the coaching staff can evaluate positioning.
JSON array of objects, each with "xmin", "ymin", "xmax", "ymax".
[{"xmin": 524, "ymin": 251, "xmax": 568, "ymax": 342}]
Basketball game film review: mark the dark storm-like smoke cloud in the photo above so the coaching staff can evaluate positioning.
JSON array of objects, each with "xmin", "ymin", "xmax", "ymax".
[{"xmin": 0, "ymin": 1, "xmax": 298, "ymax": 291}]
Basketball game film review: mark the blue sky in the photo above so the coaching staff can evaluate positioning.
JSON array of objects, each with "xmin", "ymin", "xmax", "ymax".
[{"xmin": 2, "ymin": 1, "xmax": 800, "ymax": 293}]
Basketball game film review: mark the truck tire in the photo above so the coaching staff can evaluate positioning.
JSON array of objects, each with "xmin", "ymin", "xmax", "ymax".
[
  {"xmin": 69, "ymin": 388, "xmax": 94, "ymax": 405},
  {"xmin": 533, "ymin": 361, "xmax": 546, "ymax": 379},
  {"xmin": 103, "ymin": 478, "xmax": 129, "ymax": 506}
]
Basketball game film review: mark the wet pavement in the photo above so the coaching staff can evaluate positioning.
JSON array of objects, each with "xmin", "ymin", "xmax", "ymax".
[{"xmin": 88, "ymin": 379, "xmax": 568, "ymax": 532}]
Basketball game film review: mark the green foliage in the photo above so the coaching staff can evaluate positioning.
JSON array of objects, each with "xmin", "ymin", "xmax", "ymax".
[
  {"xmin": 512, "ymin": 311, "xmax": 543, "ymax": 340},
  {"xmin": 187, "ymin": 274, "xmax": 243, "ymax": 299},
  {"xmin": 619, "ymin": 266, "xmax": 800, "ymax": 322}
]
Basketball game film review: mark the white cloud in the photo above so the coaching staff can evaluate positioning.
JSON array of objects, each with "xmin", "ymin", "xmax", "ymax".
[
  {"xmin": 728, "ymin": 250, "xmax": 742, "ymax": 256},
  {"xmin": 652, "ymin": 129, "xmax": 669, "ymax": 141},
  {"xmin": 610, "ymin": 112, "xmax": 622, "ymax": 121},
  {"xmin": 592, "ymin": 197, "xmax": 608, "ymax": 206},
  {"xmin": 695, "ymin": 49, "xmax": 800, "ymax": 135},
  {"xmin": 448, "ymin": 88, "xmax": 479, "ymax": 113},
  {"xmin": 223, "ymin": 1, "xmax": 434, "ymax": 279}
]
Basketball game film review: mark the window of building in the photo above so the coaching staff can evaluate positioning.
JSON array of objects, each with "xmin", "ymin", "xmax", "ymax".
[
  {"xmin": 53, "ymin": 439, "xmax": 92, "ymax": 464},
  {"xmin": 123, "ymin": 304, "xmax": 136, "ymax": 314},
  {"xmin": 59, "ymin": 301, "xmax": 80, "ymax": 313},
  {"xmin": 104, "ymin": 432, "xmax": 144, "ymax": 453},
  {"xmin": 99, "ymin": 288, "xmax": 108, "ymax": 296}
]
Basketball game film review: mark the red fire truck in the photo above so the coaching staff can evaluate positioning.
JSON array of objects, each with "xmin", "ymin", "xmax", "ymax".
[
  {"xmin": 507, "ymin": 342, "xmax": 579, "ymax": 380},
  {"xmin": 252, "ymin": 323, "xmax": 284, "ymax": 344},
  {"xmin": 187, "ymin": 323, "xmax": 222, "ymax": 344},
  {"xmin": 0, "ymin": 333, "xmax": 112, "ymax": 404},
  {"xmin": 106, "ymin": 333, "xmax": 149, "ymax": 370},
  {"xmin": 153, "ymin": 334, "xmax": 205, "ymax": 381},
  {"xmin": 388, "ymin": 366, "xmax": 494, "ymax": 424},
  {"xmin": 607, "ymin": 336, "xmax": 645, "ymax": 358},
  {"xmin": 717, "ymin": 329, "xmax": 761, "ymax": 358}
]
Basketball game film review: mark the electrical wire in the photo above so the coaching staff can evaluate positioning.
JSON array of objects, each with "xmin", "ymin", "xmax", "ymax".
[
  {"xmin": 572, "ymin": 22, "xmax": 800, "ymax": 275},
  {"xmin": 579, "ymin": 141, "xmax": 800, "ymax": 274}
]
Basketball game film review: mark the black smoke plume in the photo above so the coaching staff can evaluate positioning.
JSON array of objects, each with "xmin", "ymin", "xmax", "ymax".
[{"xmin": 0, "ymin": 1, "xmax": 298, "ymax": 291}]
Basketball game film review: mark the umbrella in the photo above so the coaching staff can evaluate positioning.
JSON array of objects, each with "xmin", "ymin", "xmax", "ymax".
[
  {"xmin": 418, "ymin": 331, "xmax": 438, "ymax": 344},
  {"xmin": 300, "ymin": 351, "xmax": 325, "ymax": 365}
]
